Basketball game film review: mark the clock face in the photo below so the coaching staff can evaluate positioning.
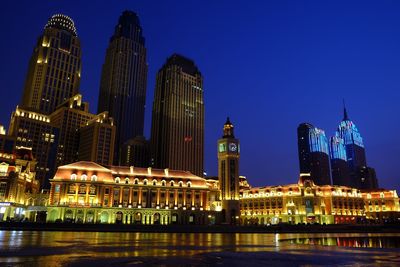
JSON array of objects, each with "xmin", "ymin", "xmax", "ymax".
[{"xmin": 229, "ymin": 143, "xmax": 237, "ymax": 152}]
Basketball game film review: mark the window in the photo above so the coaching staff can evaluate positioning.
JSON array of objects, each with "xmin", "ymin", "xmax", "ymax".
[
  {"xmin": 161, "ymin": 180, "xmax": 166, "ymax": 186},
  {"xmin": 79, "ymin": 184, "xmax": 86, "ymax": 194},
  {"xmin": 170, "ymin": 181, "xmax": 174, "ymax": 187},
  {"xmin": 143, "ymin": 179, "xmax": 148, "ymax": 186},
  {"xmin": 125, "ymin": 178, "xmax": 129, "ymax": 184},
  {"xmin": 134, "ymin": 179, "xmax": 139, "ymax": 185},
  {"xmin": 68, "ymin": 184, "xmax": 76, "ymax": 194},
  {"xmin": 89, "ymin": 185, "xmax": 96, "ymax": 195},
  {"xmin": 115, "ymin": 177, "xmax": 120, "ymax": 184},
  {"xmin": 81, "ymin": 174, "xmax": 87, "ymax": 181},
  {"xmin": 91, "ymin": 175, "xmax": 97, "ymax": 182},
  {"xmin": 153, "ymin": 180, "xmax": 157, "ymax": 186},
  {"xmin": 70, "ymin": 174, "xmax": 77, "ymax": 180},
  {"xmin": 179, "ymin": 181, "xmax": 183, "ymax": 187}
]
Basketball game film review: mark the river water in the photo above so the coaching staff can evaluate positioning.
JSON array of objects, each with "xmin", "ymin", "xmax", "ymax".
[{"xmin": 0, "ymin": 231, "xmax": 399, "ymax": 266}]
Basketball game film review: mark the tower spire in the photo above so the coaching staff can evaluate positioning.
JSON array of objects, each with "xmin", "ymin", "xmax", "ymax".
[{"xmin": 343, "ymin": 99, "xmax": 349, "ymax": 121}]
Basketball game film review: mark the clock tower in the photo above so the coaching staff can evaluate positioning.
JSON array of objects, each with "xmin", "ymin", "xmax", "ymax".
[{"xmin": 218, "ymin": 117, "xmax": 240, "ymax": 224}]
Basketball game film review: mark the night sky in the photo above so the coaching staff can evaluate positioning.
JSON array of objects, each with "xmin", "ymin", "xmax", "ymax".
[{"xmin": 1, "ymin": 1, "xmax": 399, "ymax": 192}]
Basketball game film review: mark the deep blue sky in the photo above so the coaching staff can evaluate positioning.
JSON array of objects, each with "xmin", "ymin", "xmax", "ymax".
[{"xmin": 1, "ymin": 1, "xmax": 399, "ymax": 192}]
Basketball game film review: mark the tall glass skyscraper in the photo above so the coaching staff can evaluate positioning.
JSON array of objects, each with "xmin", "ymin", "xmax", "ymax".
[
  {"xmin": 336, "ymin": 107, "xmax": 366, "ymax": 171},
  {"xmin": 150, "ymin": 54, "xmax": 204, "ymax": 177},
  {"xmin": 335, "ymin": 106, "xmax": 378, "ymax": 189},
  {"xmin": 98, "ymin": 11, "xmax": 148, "ymax": 165},
  {"xmin": 297, "ymin": 123, "xmax": 331, "ymax": 185},
  {"xmin": 21, "ymin": 14, "xmax": 81, "ymax": 115}
]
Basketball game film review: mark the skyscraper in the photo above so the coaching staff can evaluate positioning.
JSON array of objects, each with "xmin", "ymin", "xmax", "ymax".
[
  {"xmin": 329, "ymin": 136, "xmax": 351, "ymax": 187},
  {"xmin": 335, "ymin": 105, "xmax": 378, "ymax": 189},
  {"xmin": 8, "ymin": 106, "xmax": 59, "ymax": 189},
  {"xmin": 78, "ymin": 112, "xmax": 116, "ymax": 166},
  {"xmin": 336, "ymin": 106, "xmax": 367, "ymax": 173},
  {"xmin": 50, "ymin": 94, "xmax": 95, "ymax": 167},
  {"xmin": 150, "ymin": 54, "xmax": 204, "ymax": 177},
  {"xmin": 21, "ymin": 14, "xmax": 81, "ymax": 115},
  {"xmin": 97, "ymin": 11, "xmax": 148, "ymax": 165},
  {"xmin": 297, "ymin": 123, "xmax": 331, "ymax": 185}
]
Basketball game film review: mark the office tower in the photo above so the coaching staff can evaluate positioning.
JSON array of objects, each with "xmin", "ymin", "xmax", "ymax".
[
  {"xmin": 150, "ymin": 54, "xmax": 204, "ymax": 177},
  {"xmin": 21, "ymin": 14, "xmax": 81, "ymax": 114},
  {"xmin": 297, "ymin": 123, "xmax": 331, "ymax": 185},
  {"xmin": 357, "ymin": 166, "xmax": 379, "ymax": 189},
  {"xmin": 8, "ymin": 107, "xmax": 59, "ymax": 189},
  {"xmin": 97, "ymin": 11, "xmax": 148, "ymax": 164},
  {"xmin": 217, "ymin": 117, "xmax": 240, "ymax": 224},
  {"xmin": 50, "ymin": 94, "xmax": 95, "ymax": 167},
  {"xmin": 78, "ymin": 112, "xmax": 116, "ymax": 166},
  {"xmin": 120, "ymin": 136, "xmax": 150, "ymax": 167},
  {"xmin": 336, "ymin": 106, "xmax": 367, "ymax": 172},
  {"xmin": 329, "ymin": 136, "xmax": 351, "ymax": 187}
]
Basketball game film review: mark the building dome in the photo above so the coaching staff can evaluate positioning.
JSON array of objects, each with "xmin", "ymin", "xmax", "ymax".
[{"xmin": 44, "ymin": 14, "xmax": 77, "ymax": 36}]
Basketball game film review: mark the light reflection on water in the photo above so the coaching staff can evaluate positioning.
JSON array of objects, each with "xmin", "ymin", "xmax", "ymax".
[{"xmin": 0, "ymin": 231, "xmax": 399, "ymax": 266}]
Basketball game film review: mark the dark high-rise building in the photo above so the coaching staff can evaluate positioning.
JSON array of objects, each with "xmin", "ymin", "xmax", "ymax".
[
  {"xmin": 297, "ymin": 123, "xmax": 331, "ymax": 185},
  {"xmin": 78, "ymin": 112, "xmax": 116, "ymax": 166},
  {"xmin": 336, "ymin": 107, "xmax": 367, "ymax": 172},
  {"xmin": 357, "ymin": 166, "xmax": 379, "ymax": 189},
  {"xmin": 21, "ymin": 14, "xmax": 81, "ymax": 115},
  {"xmin": 120, "ymin": 136, "xmax": 150, "ymax": 168},
  {"xmin": 97, "ymin": 11, "xmax": 148, "ymax": 165},
  {"xmin": 335, "ymin": 105, "xmax": 378, "ymax": 189},
  {"xmin": 329, "ymin": 136, "xmax": 351, "ymax": 187},
  {"xmin": 50, "ymin": 94, "xmax": 95, "ymax": 167},
  {"xmin": 150, "ymin": 54, "xmax": 204, "ymax": 177},
  {"xmin": 8, "ymin": 107, "xmax": 59, "ymax": 189}
]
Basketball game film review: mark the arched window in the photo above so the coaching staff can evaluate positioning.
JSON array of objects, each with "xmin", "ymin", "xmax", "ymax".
[
  {"xmin": 134, "ymin": 178, "xmax": 139, "ymax": 185},
  {"xmin": 170, "ymin": 181, "xmax": 174, "ymax": 187},
  {"xmin": 81, "ymin": 174, "xmax": 87, "ymax": 181},
  {"xmin": 125, "ymin": 178, "xmax": 130, "ymax": 184},
  {"xmin": 161, "ymin": 180, "xmax": 166, "ymax": 186},
  {"xmin": 178, "ymin": 181, "xmax": 183, "ymax": 187},
  {"xmin": 91, "ymin": 175, "xmax": 97, "ymax": 182},
  {"xmin": 152, "ymin": 180, "xmax": 157, "ymax": 186},
  {"xmin": 143, "ymin": 179, "xmax": 148, "ymax": 186},
  {"xmin": 115, "ymin": 177, "xmax": 120, "ymax": 184},
  {"xmin": 187, "ymin": 181, "xmax": 191, "ymax": 188},
  {"xmin": 70, "ymin": 174, "xmax": 77, "ymax": 181}
]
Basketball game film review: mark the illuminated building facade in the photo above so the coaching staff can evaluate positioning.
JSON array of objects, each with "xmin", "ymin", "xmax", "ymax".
[
  {"xmin": 97, "ymin": 11, "xmax": 148, "ymax": 165},
  {"xmin": 78, "ymin": 112, "xmax": 116, "ymax": 166},
  {"xmin": 21, "ymin": 14, "xmax": 81, "ymax": 115},
  {"xmin": 0, "ymin": 147, "xmax": 41, "ymax": 222},
  {"xmin": 240, "ymin": 174, "xmax": 399, "ymax": 225},
  {"xmin": 47, "ymin": 161, "xmax": 220, "ymax": 224},
  {"xmin": 335, "ymin": 106, "xmax": 378, "ymax": 189},
  {"xmin": 8, "ymin": 107, "xmax": 59, "ymax": 189},
  {"xmin": 50, "ymin": 94, "xmax": 95, "ymax": 167},
  {"xmin": 150, "ymin": 54, "xmax": 204, "ymax": 177},
  {"xmin": 362, "ymin": 189, "xmax": 400, "ymax": 223},
  {"xmin": 297, "ymin": 123, "xmax": 331, "ymax": 185},
  {"xmin": 218, "ymin": 118, "xmax": 240, "ymax": 224},
  {"xmin": 120, "ymin": 136, "xmax": 150, "ymax": 168}
]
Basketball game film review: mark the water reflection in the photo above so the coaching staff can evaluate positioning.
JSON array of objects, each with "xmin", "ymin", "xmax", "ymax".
[
  {"xmin": 285, "ymin": 235, "xmax": 400, "ymax": 248},
  {"xmin": 0, "ymin": 231, "xmax": 399, "ymax": 266}
]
